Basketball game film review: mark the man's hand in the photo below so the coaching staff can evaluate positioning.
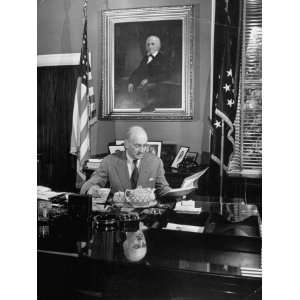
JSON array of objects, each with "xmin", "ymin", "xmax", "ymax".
[
  {"xmin": 140, "ymin": 79, "xmax": 149, "ymax": 87},
  {"xmin": 128, "ymin": 83, "xmax": 134, "ymax": 93},
  {"xmin": 87, "ymin": 185, "xmax": 103, "ymax": 197}
]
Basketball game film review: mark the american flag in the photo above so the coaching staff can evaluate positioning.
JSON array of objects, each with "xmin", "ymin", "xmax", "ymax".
[
  {"xmin": 210, "ymin": 0, "xmax": 239, "ymax": 172},
  {"xmin": 70, "ymin": 1, "xmax": 97, "ymax": 188}
]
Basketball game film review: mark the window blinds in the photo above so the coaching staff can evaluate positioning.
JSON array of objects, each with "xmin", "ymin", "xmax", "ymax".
[{"xmin": 229, "ymin": 0, "xmax": 262, "ymax": 177}]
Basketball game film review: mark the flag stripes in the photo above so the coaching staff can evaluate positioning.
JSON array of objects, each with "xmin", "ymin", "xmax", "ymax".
[{"xmin": 70, "ymin": 10, "xmax": 96, "ymax": 189}]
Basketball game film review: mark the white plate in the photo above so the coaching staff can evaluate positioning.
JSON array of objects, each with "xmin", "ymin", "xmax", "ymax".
[{"xmin": 114, "ymin": 199, "xmax": 158, "ymax": 209}]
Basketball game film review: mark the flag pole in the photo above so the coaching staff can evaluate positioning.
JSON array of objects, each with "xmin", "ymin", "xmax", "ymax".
[
  {"xmin": 219, "ymin": 119, "xmax": 224, "ymax": 214},
  {"xmin": 83, "ymin": 0, "xmax": 87, "ymax": 18}
]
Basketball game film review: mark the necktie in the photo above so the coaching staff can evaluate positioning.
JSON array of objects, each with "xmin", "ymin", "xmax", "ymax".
[{"xmin": 130, "ymin": 160, "xmax": 139, "ymax": 189}]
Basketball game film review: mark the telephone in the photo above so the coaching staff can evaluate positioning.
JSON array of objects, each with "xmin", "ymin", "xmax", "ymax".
[{"xmin": 178, "ymin": 159, "xmax": 199, "ymax": 170}]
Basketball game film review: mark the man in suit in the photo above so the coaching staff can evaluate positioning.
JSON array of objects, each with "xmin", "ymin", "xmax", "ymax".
[
  {"xmin": 80, "ymin": 126, "xmax": 171, "ymax": 198},
  {"xmin": 127, "ymin": 36, "xmax": 169, "ymax": 111}
]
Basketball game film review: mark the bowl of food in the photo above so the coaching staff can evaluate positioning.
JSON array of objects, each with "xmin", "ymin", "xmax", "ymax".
[{"xmin": 124, "ymin": 187, "xmax": 157, "ymax": 208}]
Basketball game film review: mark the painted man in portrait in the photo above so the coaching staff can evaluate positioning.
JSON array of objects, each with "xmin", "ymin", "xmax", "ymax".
[{"xmin": 127, "ymin": 35, "xmax": 170, "ymax": 111}]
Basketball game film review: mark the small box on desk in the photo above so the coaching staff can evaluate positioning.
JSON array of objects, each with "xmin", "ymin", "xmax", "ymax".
[
  {"xmin": 174, "ymin": 200, "xmax": 202, "ymax": 214},
  {"xmin": 67, "ymin": 194, "xmax": 92, "ymax": 242}
]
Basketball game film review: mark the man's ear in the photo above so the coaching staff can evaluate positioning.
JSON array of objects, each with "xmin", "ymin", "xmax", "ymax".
[{"xmin": 124, "ymin": 139, "xmax": 129, "ymax": 149}]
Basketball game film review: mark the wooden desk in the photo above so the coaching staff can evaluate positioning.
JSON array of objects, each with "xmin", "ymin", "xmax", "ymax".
[
  {"xmin": 38, "ymin": 235, "xmax": 261, "ymax": 300},
  {"xmin": 38, "ymin": 199, "xmax": 261, "ymax": 300}
]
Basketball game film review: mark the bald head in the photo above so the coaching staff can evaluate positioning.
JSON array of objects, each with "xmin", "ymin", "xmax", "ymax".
[
  {"xmin": 126, "ymin": 126, "xmax": 148, "ymax": 141},
  {"xmin": 145, "ymin": 35, "xmax": 161, "ymax": 55},
  {"xmin": 125, "ymin": 126, "xmax": 148, "ymax": 160}
]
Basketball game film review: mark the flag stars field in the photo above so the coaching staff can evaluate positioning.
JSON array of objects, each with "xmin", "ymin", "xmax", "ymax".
[
  {"xmin": 214, "ymin": 120, "xmax": 221, "ymax": 128},
  {"xmin": 210, "ymin": 0, "xmax": 239, "ymax": 172},
  {"xmin": 223, "ymin": 83, "xmax": 231, "ymax": 92},
  {"xmin": 227, "ymin": 99, "xmax": 234, "ymax": 107},
  {"xmin": 226, "ymin": 68, "xmax": 232, "ymax": 77}
]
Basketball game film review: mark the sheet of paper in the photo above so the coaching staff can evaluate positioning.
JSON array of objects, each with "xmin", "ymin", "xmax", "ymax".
[
  {"xmin": 92, "ymin": 203, "xmax": 107, "ymax": 212},
  {"xmin": 164, "ymin": 223, "xmax": 204, "ymax": 233},
  {"xmin": 37, "ymin": 186, "xmax": 52, "ymax": 193},
  {"xmin": 181, "ymin": 167, "xmax": 209, "ymax": 188},
  {"xmin": 37, "ymin": 190, "xmax": 66, "ymax": 200},
  {"xmin": 88, "ymin": 158, "xmax": 103, "ymax": 163},
  {"xmin": 180, "ymin": 200, "xmax": 195, "ymax": 207},
  {"xmin": 161, "ymin": 186, "xmax": 196, "ymax": 198}
]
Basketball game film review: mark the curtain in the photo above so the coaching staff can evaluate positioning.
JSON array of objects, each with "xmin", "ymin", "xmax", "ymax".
[{"xmin": 37, "ymin": 65, "xmax": 80, "ymax": 191}]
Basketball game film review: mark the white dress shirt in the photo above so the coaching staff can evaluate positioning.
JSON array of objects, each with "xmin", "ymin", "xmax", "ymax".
[{"xmin": 146, "ymin": 51, "xmax": 158, "ymax": 64}]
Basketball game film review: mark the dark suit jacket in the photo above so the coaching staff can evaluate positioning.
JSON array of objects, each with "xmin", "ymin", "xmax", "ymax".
[
  {"xmin": 129, "ymin": 52, "xmax": 169, "ymax": 88},
  {"xmin": 80, "ymin": 151, "xmax": 171, "ymax": 197}
]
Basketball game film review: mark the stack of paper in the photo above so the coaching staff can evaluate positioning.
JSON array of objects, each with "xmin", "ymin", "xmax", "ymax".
[
  {"xmin": 174, "ymin": 200, "xmax": 202, "ymax": 214},
  {"xmin": 86, "ymin": 158, "xmax": 103, "ymax": 170},
  {"xmin": 37, "ymin": 186, "xmax": 66, "ymax": 201}
]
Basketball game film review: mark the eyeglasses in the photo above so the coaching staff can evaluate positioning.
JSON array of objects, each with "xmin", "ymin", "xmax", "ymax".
[{"xmin": 133, "ymin": 143, "xmax": 148, "ymax": 150}]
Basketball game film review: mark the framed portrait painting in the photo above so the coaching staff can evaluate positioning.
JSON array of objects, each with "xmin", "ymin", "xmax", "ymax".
[
  {"xmin": 171, "ymin": 146, "xmax": 189, "ymax": 168},
  {"xmin": 184, "ymin": 151, "xmax": 198, "ymax": 163},
  {"xmin": 146, "ymin": 141, "xmax": 162, "ymax": 158},
  {"xmin": 101, "ymin": 6, "xmax": 194, "ymax": 120}
]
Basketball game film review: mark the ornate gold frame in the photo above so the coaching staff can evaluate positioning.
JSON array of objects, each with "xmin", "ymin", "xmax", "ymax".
[{"xmin": 101, "ymin": 6, "xmax": 194, "ymax": 120}]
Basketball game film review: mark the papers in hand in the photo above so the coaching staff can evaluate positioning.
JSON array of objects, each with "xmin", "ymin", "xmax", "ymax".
[
  {"xmin": 161, "ymin": 186, "xmax": 196, "ymax": 198},
  {"xmin": 181, "ymin": 167, "xmax": 209, "ymax": 188},
  {"xmin": 161, "ymin": 167, "xmax": 209, "ymax": 198}
]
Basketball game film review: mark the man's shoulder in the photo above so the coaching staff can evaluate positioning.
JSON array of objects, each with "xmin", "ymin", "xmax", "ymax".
[
  {"xmin": 156, "ymin": 51, "xmax": 165, "ymax": 59},
  {"xmin": 143, "ymin": 152, "xmax": 161, "ymax": 163},
  {"xmin": 103, "ymin": 151, "xmax": 126, "ymax": 162}
]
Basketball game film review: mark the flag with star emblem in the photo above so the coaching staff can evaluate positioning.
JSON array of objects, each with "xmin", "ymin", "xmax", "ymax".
[
  {"xmin": 70, "ymin": 2, "xmax": 97, "ymax": 188},
  {"xmin": 210, "ymin": 0, "xmax": 241, "ymax": 172}
]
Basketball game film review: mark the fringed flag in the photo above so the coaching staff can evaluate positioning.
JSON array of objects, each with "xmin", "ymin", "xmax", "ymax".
[
  {"xmin": 70, "ymin": 0, "xmax": 96, "ymax": 188},
  {"xmin": 210, "ymin": 0, "xmax": 240, "ymax": 172}
]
